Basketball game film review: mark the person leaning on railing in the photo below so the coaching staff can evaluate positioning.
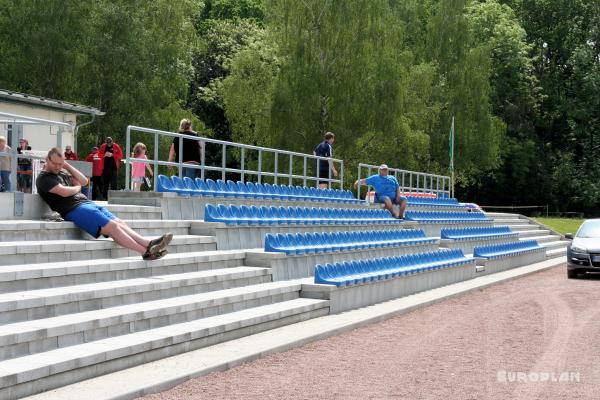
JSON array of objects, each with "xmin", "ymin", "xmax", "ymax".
[
  {"xmin": 354, "ymin": 164, "xmax": 407, "ymax": 219},
  {"xmin": 168, "ymin": 119, "xmax": 203, "ymax": 179},
  {"xmin": 313, "ymin": 131, "xmax": 338, "ymax": 189},
  {"xmin": 0, "ymin": 135, "xmax": 12, "ymax": 192}
]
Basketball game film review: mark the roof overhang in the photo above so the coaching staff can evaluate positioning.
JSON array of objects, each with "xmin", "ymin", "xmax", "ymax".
[{"xmin": 0, "ymin": 89, "xmax": 105, "ymax": 116}]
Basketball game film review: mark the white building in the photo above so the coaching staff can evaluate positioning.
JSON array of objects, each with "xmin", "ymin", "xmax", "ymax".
[
  {"xmin": 0, "ymin": 90, "xmax": 104, "ymax": 218},
  {"xmin": 0, "ymin": 89, "xmax": 104, "ymax": 152}
]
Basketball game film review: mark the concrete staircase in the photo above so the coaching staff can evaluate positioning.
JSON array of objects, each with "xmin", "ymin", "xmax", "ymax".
[
  {"xmin": 0, "ymin": 216, "xmax": 329, "ymax": 399},
  {"xmin": 486, "ymin": 212, "xmax": 569, "ymax": 259},
  {"xmin": 0, "ymin": 202, "xmax": 568, "ymax": 399}
]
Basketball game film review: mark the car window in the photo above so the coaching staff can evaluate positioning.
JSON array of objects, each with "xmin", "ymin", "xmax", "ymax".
[{"xmin": 576, "ymin": 222, "xmax": 600, "ymax": 238}]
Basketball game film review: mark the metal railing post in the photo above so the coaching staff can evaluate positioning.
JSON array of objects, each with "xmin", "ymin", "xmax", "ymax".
[
  {"xmin": 288, "ymin": 155, "xmax": 293, "ymax": 186},
  {"xmin": 221, "ymin": 144, "xmax": 226, "ymax": 181},
  {"xmin": 200, "ymin": 141, "xmax": 205, "ymax": 180},
  {"xmin": 125, "ymin": 126, "xmax": 131, "ymax": 191},
  {"xmin": 153, "ymin": 132, "xmax": 159, "ymax": 189},
  {"xmin": 240, "ymin": 147, "xmax": 245, "ymax": 182},
  {"xmin": 178, "ymin": 135, "xmax": 183, "ymax": 178},
  {"xmin": 274, "ymin": 152, "xmax": 278, "ymax": 185},
  {"xmin": 257, "ymin": 150, "xmax": 262, "ymax": 184},
  {"xmin": 303, "ymin": 157, "xmax": 307, "ymax": 187},
  {"xmin": 357, "ymin": 164, "xmax": 361, "ymax": 199},
  {"xmin": 339, "ymin": 160, "xmax": 344, "ymax": 190}
]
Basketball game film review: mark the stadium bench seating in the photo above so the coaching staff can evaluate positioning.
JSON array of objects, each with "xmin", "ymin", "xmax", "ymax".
[
  {"xmin": 405, "ymin": 196, "xmax": 460, "ymax": 206},
  {"xmin": 156, "ymin": 174, "xmax": 361, "ymax": 203},
  {"xmin": 440, "ymin": 226, "xmax": 518, "ymax": 240},
  {"xmin": 404, "ymin": 210, "xmax": 492, "ymax": 223},
  {"xmin": 314, "ymin": 249, "xmax": 472, "ymax": 287},
  {"xmin": 473, "ymin": 240, "xmax": 542, "ymax": 259},
  {"xmin": 404, "ymin": 196, "xmax": 463, "ymax": 208},
  {"xmin": 204, "ymin": 203, "xmax": 402, "ymax": 226},
  {"xmin": 264, "ymin": 229, "xmax": 435, "ymax": 255}
]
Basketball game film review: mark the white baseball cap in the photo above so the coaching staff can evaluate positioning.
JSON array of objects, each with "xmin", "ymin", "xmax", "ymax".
[{"xmin": 379, "ymin": 164, "xmax": 389, "ymax": 170}]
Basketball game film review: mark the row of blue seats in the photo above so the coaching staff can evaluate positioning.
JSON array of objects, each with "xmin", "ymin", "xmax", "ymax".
[
  {"xmin": 405, "ymin": 210, "xmax": 492, "ymax": 223},
  {"xmin": 264, "ymin": 229, "xmax": 435, "ymax": 255},
  {"xmin": 205, "ymin": 204, "xmax": 402, "ymax": 226},
  {"xmin": 473, "ymin": 240, "xmax": 541, "ymax": 259},
  {"xmin": 314, "ymin": 249, "xmax": 472, "ymax": 286},
  {"xmin": 157, "ymin": 175, "xmax": 361, "ymax": 204},
  {"xmin": 441, "ymin": 226, "xmax": 518, "ymax": 240},
  {"xmin": 405, "ymin": 196, "xmax": 460, "ymax": 206}
]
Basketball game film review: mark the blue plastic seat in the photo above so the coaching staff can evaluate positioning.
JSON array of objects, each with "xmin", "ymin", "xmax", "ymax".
[
  {"xmin": 156, "ymin": 175, "xmax": 175, "ymax": 193},
  {"xmin": 204, "ymin": 204, "xmax": 226, "ymax": 223},
  {"xmin": 171, "ymin": 176, "xmax": 193, "ymax": 196},
  {"xmin": 182, "ymin": 177, "xmax": 202, "ymax": 196}
]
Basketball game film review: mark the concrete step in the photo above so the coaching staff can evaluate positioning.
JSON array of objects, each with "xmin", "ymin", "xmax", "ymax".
[
  {"xmin": 484, "ymin": 212, "xmax": 522, "ymax": 218},
  {"xmin": 0, "ymin": 281, "xmax": 302, "ymax": 360},
  {"xmin": 0, "ymin": 266, "xmax": 270, "ymax": 324},
  {"xmin": 0, "ymin": 235, "xmax": 217, "ymax": 266},
  {"xmin": 516, "ymin": 229, "xmax": 551, "ymax": 238},
  {"xmin": 0, "ymin": 298, "xmax": 329, "ymax": 399},
  {"xmin": 520, "ymin": 234, "xmax": 561, "ymax": 244},
  {"xmin": 0, "ymin": 250, "xmax": 248, "ymax": 294},
  {"xmin": 546, "ymin": 247, "xmax": 567, "ymax": 259},
  {"xmin": 493, "ymin": 218, "xmax": 530, "ymax": 225},
  {"xmin": 102, "ymin": 204, "xmax": 163, "ymax": 220},
  {"xmin": 0, "ymin": 220, "xmax": 193, "ymax": 242},
  {"xmin": 505, "ymin": 224, "xmax": 539, "ymax": 231},
  {"xmin": 539, "ymin": 240, "xmax": 569, "ymax": 252}
]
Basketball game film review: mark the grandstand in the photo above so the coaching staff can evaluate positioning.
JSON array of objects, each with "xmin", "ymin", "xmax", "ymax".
[{"xmin": 0, "ymin": 131, "xmax": 569, "ymax": 399}]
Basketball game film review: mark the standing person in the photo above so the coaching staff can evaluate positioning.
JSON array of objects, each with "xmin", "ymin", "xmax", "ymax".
[
  {"xmin": 64, "ymin": 145, "xmax": 79, "ymax": 160},
  {"xmin": 36, "ymin": 147, "xmax": 172, "ymax": 260},
  {"xmin": 99, "ymin": 137, "xmax": 123, "ymax": 200},
  {"xmin": 84, "ymin": 146, "xmax": 103, "ymax": 200},
  {"xmin": 168, "ymin": 119, "xmax": 202, "ymax": 179},
  {"xmin": 17, "ymin": 138, "xmax": 32, "ymax": 193},
  {"xmin": 131, "ymin": 142, "xmax": 153, "ymax": 192},
  {"xmin": 313, "ymin": 131, "xmax": 338, "ymax": 189},
  {"xmin": 0, "ymin": 136, "xmax": 12, "ymax": 192},
  {"xmin": 354, "ymin": 164, "xmax": 407, "ymax": 219}
]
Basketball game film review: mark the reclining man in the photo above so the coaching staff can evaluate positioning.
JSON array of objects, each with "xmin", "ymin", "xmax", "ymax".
[
  {"xmin": 36, "ymin": 147, "xmax": 172, "ymax": 260},
  {"xmin": 354, "ymin": 164, "xmax": 407, "ymax": 219}
]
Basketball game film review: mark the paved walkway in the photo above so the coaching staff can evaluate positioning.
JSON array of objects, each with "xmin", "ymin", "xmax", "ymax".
[{"xmin": 141, "ymin": 266, "xmax": 600, "ymax": 400}]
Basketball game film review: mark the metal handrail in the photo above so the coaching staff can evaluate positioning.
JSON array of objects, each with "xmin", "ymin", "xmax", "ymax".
[
  {"xmin": 357, "ymin": 163, "xmax": 451, "ymax": 200},
  {"xmin": 125, "ymin": 125, "xmax": 344, "ymax": 191}
]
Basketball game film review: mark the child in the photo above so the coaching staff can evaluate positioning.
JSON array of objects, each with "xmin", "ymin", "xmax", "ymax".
[{"xmin": 131, "ymin": 143, "xmax": 153, "ymax": 192}]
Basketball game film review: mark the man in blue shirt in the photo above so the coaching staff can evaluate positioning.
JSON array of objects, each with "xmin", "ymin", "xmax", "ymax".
[
  {"xmin": 313, "ymin": 132, "xmax": 338, "ymax": 189},
  {"xmin": 354, "ymin": 164, "xmax": 407, "ymax": 219}
]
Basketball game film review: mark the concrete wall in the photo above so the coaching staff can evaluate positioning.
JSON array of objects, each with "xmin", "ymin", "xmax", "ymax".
[{"xmin": 0, "ymin": 192, "xmax": 50, "ymax": 219}]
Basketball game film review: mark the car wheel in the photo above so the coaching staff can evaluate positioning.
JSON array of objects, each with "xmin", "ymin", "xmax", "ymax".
[{"xmin": 567, "ymin": 269, "xmax": 580, "ymax": 279}]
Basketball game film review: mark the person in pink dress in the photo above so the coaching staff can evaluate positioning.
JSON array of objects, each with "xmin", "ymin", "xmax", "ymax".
[{"xmin": 131, "ymin": 143, "xmax": 153, "ymax": 192}]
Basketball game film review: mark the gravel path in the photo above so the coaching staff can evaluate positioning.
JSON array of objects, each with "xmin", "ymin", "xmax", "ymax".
[{"xmin": 141, "ymin": 266, "xmax": 600, "ymax": 400}]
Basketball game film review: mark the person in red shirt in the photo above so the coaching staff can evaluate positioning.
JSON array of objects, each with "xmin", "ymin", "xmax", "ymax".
[
  {"xmin": 64, "ymin": 145, "xmax": 79, "ymax": 161},
  {"xmin": 98, "ymin": 137, "xmax": 123, "ymax": 200},
  {"xmin": 85, "ymin": 146, "xmax": 103, "ymax": 200}
]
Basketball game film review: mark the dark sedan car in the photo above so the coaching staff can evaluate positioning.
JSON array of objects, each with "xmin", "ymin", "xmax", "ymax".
[{"xmin": 566, "ymin": 219, "xmax": 600, "ymax": 279}]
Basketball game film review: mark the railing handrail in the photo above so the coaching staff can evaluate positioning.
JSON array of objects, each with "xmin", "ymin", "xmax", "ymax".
[
  {"xmin": 0, "ymin": 111, "xmax": 74, "ymax": 129},
  {"xmin": 125, "ymin": 125, "xmax": 344, "ymax": 191},
  {"xmin": 357, "ymin": 163, "xmax": 451, "ymax": 200}
]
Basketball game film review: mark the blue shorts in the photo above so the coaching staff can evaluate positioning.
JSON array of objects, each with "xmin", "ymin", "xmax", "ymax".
[
  {"xmin": 375, "ymin": 195, "xmax": 407, "ymax": 205},
  {"xmin": 65, "ymin": 202, "xmax": 116, "ymax": 238}
]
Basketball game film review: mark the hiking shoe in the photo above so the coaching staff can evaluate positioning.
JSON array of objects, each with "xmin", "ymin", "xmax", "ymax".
[
  {"xmin": 146, "ymin": 232, "xmax": 173, "ymax": 254},
  {"xmin": 142, "ymin": 249, "xmax": 167, "ymax": 261}
]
